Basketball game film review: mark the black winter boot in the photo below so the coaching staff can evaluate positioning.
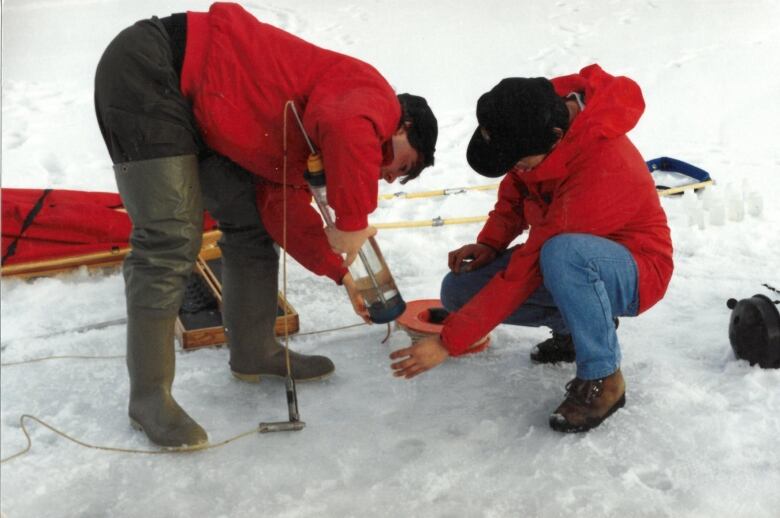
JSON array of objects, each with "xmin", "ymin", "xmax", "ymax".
[
  {"xmin": 530, "ymin": 318, "xmax": 619, "ymax": 364},
  {"xmin": 530, "ymin": 332, "xmax": 576, "ymax": 364}
]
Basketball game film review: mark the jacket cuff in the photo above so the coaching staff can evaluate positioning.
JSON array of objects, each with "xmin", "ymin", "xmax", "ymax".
[
  {"xmin": 335, "ymin": 213, "xmax": 369, "ymax": 231},
  {"xmin": 439, "ymin": 323, "xmax": 472, "ymax": 357},
  {"xmin": 477, "ymin": 240, "xmax": 501, "ymax": 253},
  {"xmin": 318, "ymin": 249, "xmax": 349, "ymax": 284},
  {"xmin": 330, "ymin": 265, "xmax": 350, "ymax": 285},
  {"xmin": 477, "ymin": 238, "xmax": 504, "ymax": 252}
]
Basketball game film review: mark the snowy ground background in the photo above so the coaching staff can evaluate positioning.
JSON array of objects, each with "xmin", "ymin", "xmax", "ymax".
[{"xmin": 2, "ymin": 0, "xmax": 780, "ymax": 516}]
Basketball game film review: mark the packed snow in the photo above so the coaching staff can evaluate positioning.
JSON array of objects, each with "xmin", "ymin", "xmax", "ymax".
[{"xmin": 2, "ymin": 1, "xmax": 779, "ymax": 517}]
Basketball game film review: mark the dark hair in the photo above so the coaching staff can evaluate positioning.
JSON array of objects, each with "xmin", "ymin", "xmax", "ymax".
[
  {"xmin": 466, "ymin": 77, "xmax": 570, "ymax": 177},
  {"xmin": 397, "ymin": 93, "xmax": 438, "ymax": 184}
]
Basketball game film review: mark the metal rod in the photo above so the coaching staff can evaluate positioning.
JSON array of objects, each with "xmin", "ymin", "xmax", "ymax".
[
  {"xmin": 256, "ymin": 101, "xmax": 308, "ymax": 435},
  {"xmin": 258, "ymin": 420, "xmax": 306, "ymax": 433},
  {"xmin": 357, "ymin": 245, "xmax": 387, "ymax": 305},
  {"xmin": 257, "ymin": 377, "xmax": 305, "ymax": 433},
  {"xmin": 285, "ymin": 376, "xmax": 300, "ymax": 422},
  {"xmin": 288, "ymin": 102, "xmax": 317, "ymax": 156}
]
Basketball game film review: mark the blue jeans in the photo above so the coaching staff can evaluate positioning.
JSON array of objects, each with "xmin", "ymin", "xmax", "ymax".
[{"xmin": 440, "ymin": 234, "xmax": 639, "ymax": 380}]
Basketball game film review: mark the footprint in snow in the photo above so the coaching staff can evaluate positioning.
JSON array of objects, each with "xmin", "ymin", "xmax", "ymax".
[
  {"xmin": 40, "ymin": 152, "xmax": 66, "ymax": 184},
  {"xmin": 3, "ymin": 130, "xmax": 29, "ymax": 150},
  {"xmin": 394, "ymin": 438, "xmax": 427, "ymax": 461}
]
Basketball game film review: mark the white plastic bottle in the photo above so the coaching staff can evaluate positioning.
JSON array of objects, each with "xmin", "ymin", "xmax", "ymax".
[
  {"xmin": 745, "ymin": 190, "xmax": 764, "ymax": 217},
  {"xmin": 726, "ymin": 183, "xmax": 745, "ymax": 222}
]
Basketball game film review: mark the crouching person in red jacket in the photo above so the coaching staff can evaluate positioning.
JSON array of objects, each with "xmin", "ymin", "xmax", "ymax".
[
  {"xmin": 95, "ymin": 2, "xmax": 437, "ymax": 447},
  {"xmin": 390, "ymin": 65, "xmax": 671, "ymax": 433}
]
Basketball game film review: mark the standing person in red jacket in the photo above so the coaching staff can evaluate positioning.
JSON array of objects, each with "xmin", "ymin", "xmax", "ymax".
[
  {"xmin": 390, "ymin": 65, "xmax": 671, "ymax": 433},
  {"xmin": 94, "ymin": 2, "xmax": 438, "ymax": 447}
]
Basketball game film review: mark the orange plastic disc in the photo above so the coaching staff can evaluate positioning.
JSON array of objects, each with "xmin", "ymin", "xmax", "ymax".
[
  {"xmin": 397, "ymin": 299, "xmax": 490, "ymax": 354},
  {"xmin": 397, "ymin": 299, "xmax": 445, "ymax": 335}
]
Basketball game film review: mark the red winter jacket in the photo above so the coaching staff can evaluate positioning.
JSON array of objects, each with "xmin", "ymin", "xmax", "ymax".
[
  {"xmin": 181, "ymin": 2, "xmax": 401, "ymax": 282},
  {"xmin": 441, "ymin": 64, "xmax": 674, "ymax": 355}
]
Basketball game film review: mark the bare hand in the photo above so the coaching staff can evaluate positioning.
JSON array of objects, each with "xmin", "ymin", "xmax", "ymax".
[
  {"xmin": 447, "ymin": 243, "xmax": 497, "ymax": 273},
  {"xmin": 389, "ymin": 335, "xmax": 449, "ymax": 379},
  {"xmin": 342, "ymin": 272, "xmax": 370, "ymax": 323},
  {"xmin": 326, "ymin": 226, "xmax": 377, "ymax": 267}
]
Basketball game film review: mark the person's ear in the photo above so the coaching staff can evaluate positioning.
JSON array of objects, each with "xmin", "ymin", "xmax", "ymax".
[
  {"xmin": 395, "ymin": 120, "xmax": 412, "ymax": 136},
  {"xmin": 551, "ymin": 127, "xmax": 564, "ymax": 147}
]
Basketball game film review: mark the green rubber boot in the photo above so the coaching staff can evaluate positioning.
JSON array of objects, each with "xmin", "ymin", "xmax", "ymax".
[
  {"xmin": 126, "ymin": 311, "xmax": 208, "ymax": 448},
  {"xmin": 115, "ymin": 155, "xmax": 207, "ymax": 447},
  {"xmin": 222, "ymin": 250, "xmax": 335, "ymax": 383}
]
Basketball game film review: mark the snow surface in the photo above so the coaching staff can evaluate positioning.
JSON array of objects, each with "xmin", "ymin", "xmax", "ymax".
[{"xmin": 2, "ymin": 1, "xmax": 780, "ymax": 517}]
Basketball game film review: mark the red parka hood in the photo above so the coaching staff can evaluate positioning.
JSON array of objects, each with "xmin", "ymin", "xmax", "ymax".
[{"xmin": 520, "ymin": 64, "xmax": 645, "ymax": 184}]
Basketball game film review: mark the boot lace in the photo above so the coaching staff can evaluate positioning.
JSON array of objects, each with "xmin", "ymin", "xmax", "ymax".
[{"xmin": 564, "ymin": 378, "xmax": 603, "ymax": 405}]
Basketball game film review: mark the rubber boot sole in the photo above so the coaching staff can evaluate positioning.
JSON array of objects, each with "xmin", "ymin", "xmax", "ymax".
[
  {"xmin": 231, "ymin": 370, "xmax": 335, "ymax": 384},
  {"xmin": 549, "ymin": 393, "xmax": 626, "ymax": 433},
  {"xmin": 530, "ymin": 352, "xmax": 575, "ymax": 364},
  {"xmin": 129, "ymin": 417, "xmax": 209, "ymax": 449}
]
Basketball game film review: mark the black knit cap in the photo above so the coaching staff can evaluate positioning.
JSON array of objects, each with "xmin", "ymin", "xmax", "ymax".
[
  {"xmin": 397, "ymin": 93, "xmax": 438, "ymax": 177},
  {"xmin": 467, "ymin": 77, "xmax": 567, "ymax": 177}
]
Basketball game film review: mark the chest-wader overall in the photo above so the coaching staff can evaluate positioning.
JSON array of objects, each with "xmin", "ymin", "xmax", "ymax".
[{"xmin": 94, "ymin": 15, "xmax": 334, "ymax": 448}]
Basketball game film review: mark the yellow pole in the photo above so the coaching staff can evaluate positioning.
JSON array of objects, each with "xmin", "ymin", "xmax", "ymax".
[
  {"xmin": 378, "ymin": 183, "xmax": 499, "ymax": 201},
  {"xmin": 657, "ymin": 180, "xmax": 713, "ymax": 197},
  {"xmin": 374, "ymin": 215, "xmax": 488, "ymax": 230},
  {"xmin": 373, "ymin": 180, "xmax": 712, "ymax": 230}
]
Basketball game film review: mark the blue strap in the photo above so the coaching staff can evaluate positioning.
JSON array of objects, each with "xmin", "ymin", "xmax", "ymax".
[{"xmin": 645, "ymin": 157, "xmax": 711, "ymax": 182}]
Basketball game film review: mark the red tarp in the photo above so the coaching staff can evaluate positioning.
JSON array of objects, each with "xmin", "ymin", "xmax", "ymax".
[{"xmin": 1, "ymin": 188, "xmax": 216, "ymax": 266}]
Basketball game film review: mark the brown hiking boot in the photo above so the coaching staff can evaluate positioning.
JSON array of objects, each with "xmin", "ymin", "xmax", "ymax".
[{"xmin": 549, "ymin": 369, "xmax": 626, "ymax": 433}]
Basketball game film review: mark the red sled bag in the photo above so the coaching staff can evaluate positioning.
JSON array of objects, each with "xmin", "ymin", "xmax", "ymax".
[
  {"xmin": 2, "ymin": 188, "xmax": 132, "ymax": 265},
  {"xmin": 2, "ymin": 188, "xmax": 217, "ymax": 268}
]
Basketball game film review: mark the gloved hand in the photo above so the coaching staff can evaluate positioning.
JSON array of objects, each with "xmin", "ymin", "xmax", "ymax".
[
  {"xmin": 326, "ymin": 225, "xmax": 377, "ymax": 267},
  {"xmin": 447, "ymin": 243, "xmax": 497, "ymax": 273}
]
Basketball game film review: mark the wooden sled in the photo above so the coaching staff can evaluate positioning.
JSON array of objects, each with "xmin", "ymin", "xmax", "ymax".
[
  {"xmin": 2, "ymin": 227, "xmax": 299, "ymax": 350},
  {"xmin": 176, "ymin": 253, "xmax": 299, "ymax": 350},
  {"xmin": 1, "ymin": 230, "xmax": 223, "ymax": 279}
]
